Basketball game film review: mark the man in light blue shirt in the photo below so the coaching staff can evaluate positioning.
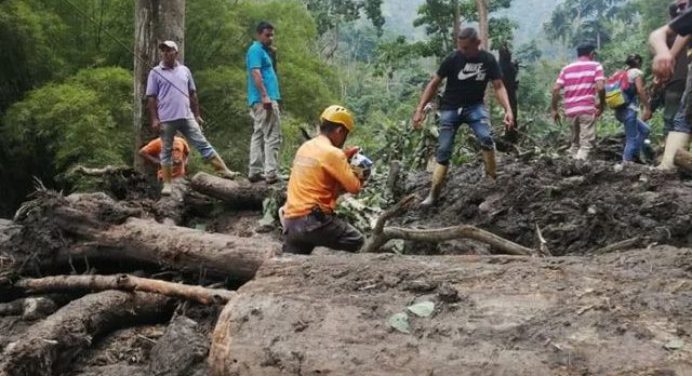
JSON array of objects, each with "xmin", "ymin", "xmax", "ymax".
[{"xmin": 246, "ymin": 21, "xmax": 282, "ymax": 184}]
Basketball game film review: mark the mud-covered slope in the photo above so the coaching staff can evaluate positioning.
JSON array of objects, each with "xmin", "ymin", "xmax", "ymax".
[{"xmin": 399, "ymin": 157, "xmax": 692, "ymax": 255}]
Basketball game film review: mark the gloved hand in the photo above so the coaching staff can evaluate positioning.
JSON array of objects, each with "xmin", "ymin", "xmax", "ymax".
[
  {"xmin": 351, "ymin": 165, "xmax": 370, "ymax": 181},
  {"xmin": 344, "ymin": 146, "xmax": 360, "ymax": 160}
]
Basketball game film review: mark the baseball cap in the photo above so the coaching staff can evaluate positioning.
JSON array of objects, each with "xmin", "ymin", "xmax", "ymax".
[{"xmin": 158, "ymin": 40, "xmax": 178, "ymax": 51}]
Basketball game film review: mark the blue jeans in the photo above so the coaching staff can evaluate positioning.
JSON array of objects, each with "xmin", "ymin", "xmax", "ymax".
[
  {"xmin": 161, "ymin": 118, "xmax": 216, "ymax": 166},
  {"xmin": 436, "ymin": 104, "xmax": 494, "ymax": 164},
  {"xmin": 672, "ymin": 91, "xmax": 692, "ymax": 133},
  {"xmin": 615, "ymin": 107, "xmax": 650, "ymax": 162}
]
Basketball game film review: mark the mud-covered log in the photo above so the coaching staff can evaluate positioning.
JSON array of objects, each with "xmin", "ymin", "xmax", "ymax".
[
  {"xmin": 674, "ymin": 148, "xmax": 692, "ymax": 172},
  {"xmin": 190, "ymin": 172, "xmax": 277, "ymax": 209},
  {"xmin": 0, "ymin": 297, "xmax": 56, "ymax": 320},
  {"xmin": 13, "ymin": 275, "xmax": 236, "ymax": 305},
  {"xmin": 209, "ymin": 248, "xmax": 692, "ymax": 375},
  {"xmin": 0, "ymin": 290, "xmax": 173, "ymax": 376},
  {"xmin": 148, "ymin": 316, "xmax": 209, "ymax": 376},
  {"xmin": 51, "ymin": 217, "xmax": 278, "ymax": 281}
]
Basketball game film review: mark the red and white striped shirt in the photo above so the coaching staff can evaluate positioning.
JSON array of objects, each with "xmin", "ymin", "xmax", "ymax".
[{"xmin": 555, "ymin": 57, "xmax": 605, "ymax": 117}]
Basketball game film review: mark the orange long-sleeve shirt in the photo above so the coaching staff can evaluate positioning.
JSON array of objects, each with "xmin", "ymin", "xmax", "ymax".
[
  {"xmin": 139, "ymin": 136, "xmax": 189, "ymax": 180},
  {"xmin": 284, "ymin": 135, "xmax": 361, "ymax": 219}
]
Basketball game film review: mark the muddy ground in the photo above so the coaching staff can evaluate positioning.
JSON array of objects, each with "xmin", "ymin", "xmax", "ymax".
[{"xmin": 397, "ymin": 155, "xmax": 692, "ymax": 256}]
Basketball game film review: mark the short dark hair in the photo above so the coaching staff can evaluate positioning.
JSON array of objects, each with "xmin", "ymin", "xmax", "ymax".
[
  {"xmin": 256, "ymin": 21, "xmax": 274, "ymax": 34},
  {"xmin": 625, "ymin": 54, "xmax": 643, "ymax": 68},
  {"xmin": 576, "ymin": 43, "xmax": 596, "ymax": 57},
  {"xmin": 457, "ymin": 27, "xmax": 479, "ymax": 41},
  {"xmin": 320, "ymin": 119, "xmax": 346, "ymax": 134}
]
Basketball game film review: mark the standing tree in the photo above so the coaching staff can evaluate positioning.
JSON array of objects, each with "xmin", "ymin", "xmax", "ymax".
[
  {"xmin": 133, "ymin": 0, "xmax": 185, "ymax": 174},
  {"xmin": 413, "ymin": 0, "xmax": 514, "ymax": 61},
  {"xmin": 302, "ymin": 0, "xmax": 384, "ymax": 60},
  {"xmin": 544, "ymin": 0, "xmax": 632, "ymax": 49}
]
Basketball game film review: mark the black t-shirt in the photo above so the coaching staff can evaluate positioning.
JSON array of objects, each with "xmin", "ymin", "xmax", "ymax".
[
  {"xmin": 437, "ymin": 50, "xmax": 502, "ymax": 110},
  {"xmin": 670, "ymin": 6, "xmax": 692, "ymax": 36}
]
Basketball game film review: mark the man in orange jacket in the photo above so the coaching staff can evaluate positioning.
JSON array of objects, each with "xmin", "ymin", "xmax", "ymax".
[
  {"xmin": 139, "ymin": 136, "xmax": 190, "ymax": 180},
  {"xmin": 281, "ymin": 105, "xmax": 366, "ymax": 254}
]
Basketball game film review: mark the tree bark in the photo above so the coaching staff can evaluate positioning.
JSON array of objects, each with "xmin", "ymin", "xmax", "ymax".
[
  {"xmin": 190, "ymin": 172, "xmax": 283, "ymax": 209},
  {"xmin": 0, "ymin": 291, "xmax": 172, "ymax": 376},
  {"xmin": 12, "ymin": 274, "xmax": 236, "ymax": 305},
  {"xmin": 133, "ymin": 0, "xmax": 186, "ymax": 174},
  {"xmin": 209, "ymin": 248, "xmax": 692, "ymax": 375},
  {"xmin": 499, "ymin": 44, "xmax": 519, "ymax": 143},
  {"xmin": 475, "ymin": 0, "xmax": 489, "ymax": 49},
  {"xmin": 50, "ymin": 215, "xmax": 278, "ymax": 282}
]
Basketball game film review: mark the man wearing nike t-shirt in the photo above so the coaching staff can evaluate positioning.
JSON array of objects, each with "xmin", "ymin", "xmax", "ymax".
[{"xmin": 412, "ymin": 27, "xmax": 514, "ymax": 207}]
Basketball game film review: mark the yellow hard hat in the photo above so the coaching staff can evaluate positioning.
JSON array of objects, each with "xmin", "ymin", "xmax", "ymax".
[{"xmin": 320, "ymin": 105, "xmax": 354, "ymax": 132}]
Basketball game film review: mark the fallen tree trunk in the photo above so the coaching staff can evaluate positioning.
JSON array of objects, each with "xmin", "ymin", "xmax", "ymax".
[
  {"xmin": 209, "ymin": 248, "xmax": 692, "ymax": 375},
  {"xmin": 9, "ymin": 191, "xmax": 278, "ymax": 281},
  {"xmin": 50, "ymin": 216, "xmax": 278, "ymax": 281},
  {"xmin": 190, "ymin": 172, "xmax": 280, "ymax": 209},
  {"xmin": 12, "ymin": 274, "xmax": 236, "ymax": 305},
  {"xmin": 0, "ymin": 290, "xmax": 172, "ymax": 376}
]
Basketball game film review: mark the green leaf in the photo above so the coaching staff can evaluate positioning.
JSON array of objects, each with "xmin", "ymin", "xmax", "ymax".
[
  {"xmin": 407, "ymin": 301, "xmax": 435, "ymax": 318},
  {"xmin": 388, "ymin": 312, "xmax": 411, "ymax": 334}
]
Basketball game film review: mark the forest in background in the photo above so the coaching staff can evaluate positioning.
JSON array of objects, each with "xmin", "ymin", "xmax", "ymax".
[{"xmin": 0, "ymin": 0, "xmax": 673, "ymax": 217}]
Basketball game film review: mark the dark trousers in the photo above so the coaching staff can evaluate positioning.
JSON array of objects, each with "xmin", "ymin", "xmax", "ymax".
[{"xmin": 282, "ymin": 211, "xmax": 364, "ymax": 255}]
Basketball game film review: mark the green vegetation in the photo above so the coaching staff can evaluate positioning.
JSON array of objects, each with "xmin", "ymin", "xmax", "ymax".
[{"xmin": 0, "ymin": 0, "xmax": 678, "ymax": 216}]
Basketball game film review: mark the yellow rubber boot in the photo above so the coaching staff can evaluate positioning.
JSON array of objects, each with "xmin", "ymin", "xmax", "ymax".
[
  {"xmin": 482, "ymin": 149, "xmax": 497, "ymax": 179},
  {"xmin": 161, "ymin": 166, "xmax": 173, "ymax": 196},
  {"xmin": 208, "ymin": 153, "xmax": 239, "ymax": 179},
  {"xmin": 421, "ymin": 163, "xmax": 448, "ymax": 207},
  {"xmin": 658, "ymin": 131, "xmax": 690, "ymax": 170}
]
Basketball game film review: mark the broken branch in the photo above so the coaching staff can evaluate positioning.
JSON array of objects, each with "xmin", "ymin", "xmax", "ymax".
[{"xmin": 14, "ymin": 274, "xmax": 236, "ymax": 305}]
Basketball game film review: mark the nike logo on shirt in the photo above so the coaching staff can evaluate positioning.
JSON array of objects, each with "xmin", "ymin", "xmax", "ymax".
[{"xmin": 458, "ymin": 63, "xmax": 486, "ymax": 81}]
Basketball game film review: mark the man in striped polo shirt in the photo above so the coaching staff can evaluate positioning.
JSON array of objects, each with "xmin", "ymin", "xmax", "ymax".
[{"xmin": 551, "ymin": 43, "xmax": 606, "ymax": 160}]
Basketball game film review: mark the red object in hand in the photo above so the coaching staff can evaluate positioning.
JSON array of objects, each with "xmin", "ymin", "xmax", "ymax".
[{"xmin": 344, "ymin": 146, "xmax": 360, "ymax": 159}]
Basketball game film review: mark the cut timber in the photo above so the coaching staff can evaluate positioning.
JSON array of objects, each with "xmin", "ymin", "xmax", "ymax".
[
  {"xmin": 0, "ymin": 290, "xmax": 172, "ymax": 376},
  {"xmin": 13, "ymin": 275, "xmax": 236, "ymax": 305},
  {"xmin": 209, "ymin": 248, "xmax": 692, "ymax": 375},
  {"xmin": 190, "ymin": 172, "xmax": 282, "ymax": 209},
  {"xmin": 51, "ymin": 216, "xmax": 278, "ymax": 281},
  {"xmin": 363, "ymin": 195, "xmax": 536, "ymax": 256},
  {"xmin": 674, "ymin": 148, "xmax": 692, "ymax": 172}
]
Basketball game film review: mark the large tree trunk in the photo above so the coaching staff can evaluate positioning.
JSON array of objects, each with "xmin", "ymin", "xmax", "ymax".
[
  {"xmin": 10, "ymin": 192, "xmax": 278, "ymax": 282},
  {"xmin": 0, "ymin": 291, "xmax": 173, "ymax": 376},
  {"xmin": 51, "ymin": 214, "xmax": 278, "ymax": 282},
  {"xmin": 190, "ymin": 172, "xmax": 282, "ymax": 209},
  {"xmin": 209, "ymin": 249, "xmax": 692, "ymax": 375},
  {"xmin": 133, "ymin": 0, "xmax": 186, "ymax": 174}
]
